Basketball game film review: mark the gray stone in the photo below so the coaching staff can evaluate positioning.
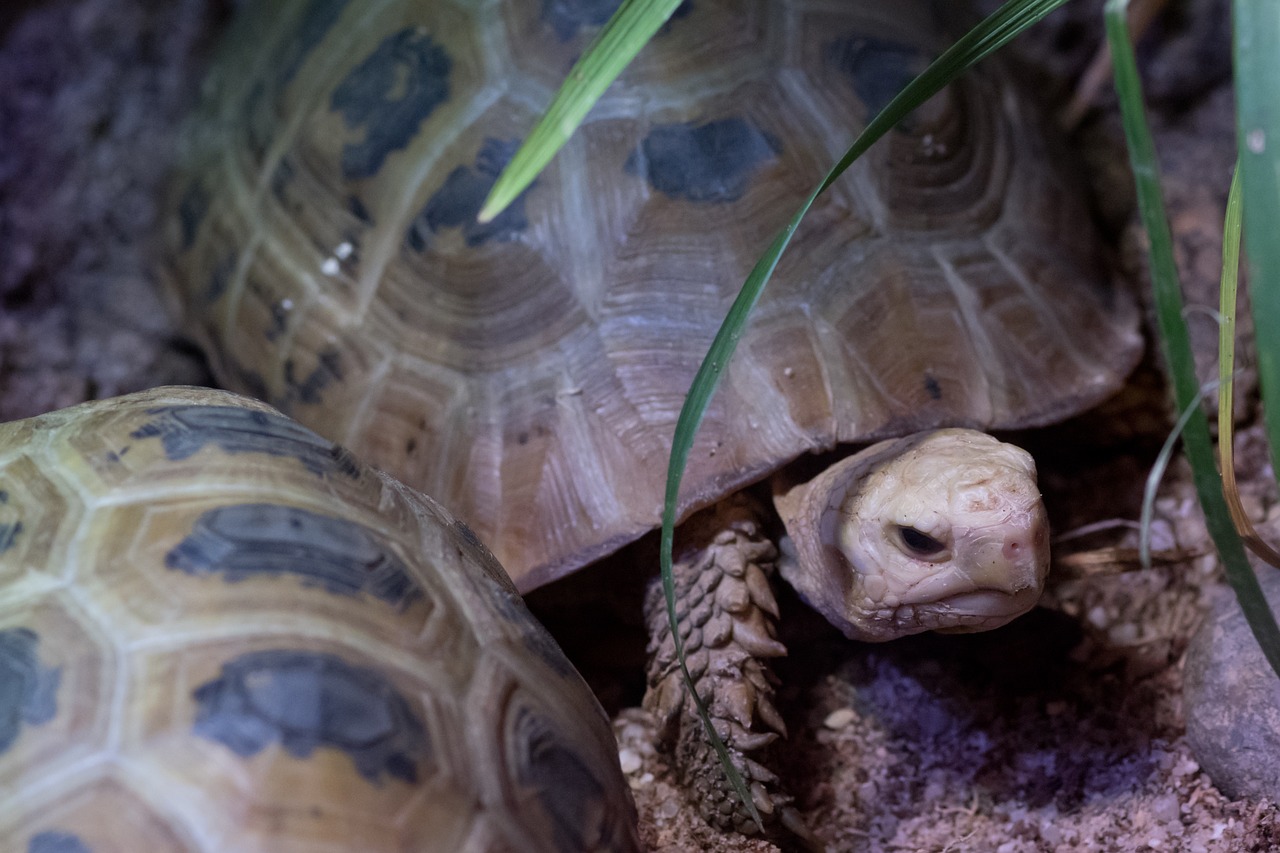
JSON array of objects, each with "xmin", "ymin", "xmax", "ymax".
[{"xmin": 1184, "ymin": 568, "xmax": 1280, "ymax": 799}]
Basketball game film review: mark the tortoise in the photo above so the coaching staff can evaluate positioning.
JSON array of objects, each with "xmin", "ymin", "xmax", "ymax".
[
  {"xmin": 0, "ymin": 386, "xmax": 639, "ymax": 853},
  {"xmin": 160, "ymin": 0, "xmax": 1144, "ymax": 842}
]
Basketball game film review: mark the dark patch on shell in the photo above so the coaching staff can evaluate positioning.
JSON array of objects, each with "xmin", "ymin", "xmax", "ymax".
[
  {"xmin": 924, "ymin": 374, "xmax": 942, "ymax": 401},
  {"xmin": 626, "ymin": 116, "xmax": 779, "ymax": 203},
  {"xmin": 542, "ymin": 0, "xmax": 690, "ymax": 41},
  {"xmin": 407, "ymin": 138, "xmax": 531, "ymax": 250},
  {"xmin": 283, "ymin": 346, "xmax": 344, "ymax": 406},
  {"xmin": 347, "ymin": 194, "xmax": 374, "ymax": 224},
  {"xmin": 131, "ymin": 405, "xmax": 360, "ymax": 478},
  {"xmin": 825, "ymin": 35, "xmax": 929, "ymax": 121},
  {"xmin": 192, "ymin": 649, "xmax": 429, "ymax": 785},
  {"xmin": 166, "ymin": 503, "xmax": 420, "ymax": 608},
  {"xmin": 28, "ymin": 831, "xmax": 92, "ymax": 853},
  {"xmin": 205, "ymin": 253, "xmax": 236, "ymax": 303},
  {"xmin": 0, "ymin": 521, "xmax": 22, "ymax": 553},
  {"xmin": 331, "ymin": 28, "xmax": 451, "ymax": 180},
  {"xmin": 0, "ymin": 627, "xmax": 60, "ymax": 754},
  {"xmin": 541, "ymin": 0, "xmax": 622, "ymax": 40}
]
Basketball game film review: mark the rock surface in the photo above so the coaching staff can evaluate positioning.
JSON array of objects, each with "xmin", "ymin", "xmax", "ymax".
[{"xmin": 1185, "ymin": 567, "xmax": 1280, "ymax": 801}]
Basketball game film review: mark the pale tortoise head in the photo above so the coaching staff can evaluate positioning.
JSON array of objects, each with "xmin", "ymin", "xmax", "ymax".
[{"xmin": 774, "ymin": 428, "xmax": 1049, "ymax": 642}]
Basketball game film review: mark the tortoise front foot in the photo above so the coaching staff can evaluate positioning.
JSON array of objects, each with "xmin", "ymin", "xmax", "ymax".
[{"xmin": 643, "ymin": 493, "xmax": 822, "ymax": 851}]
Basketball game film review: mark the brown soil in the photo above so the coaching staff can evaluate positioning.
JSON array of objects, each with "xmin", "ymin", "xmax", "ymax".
[{"xmin": 3, "ymin": 0, "xmax": 1278, "ymax": 850}]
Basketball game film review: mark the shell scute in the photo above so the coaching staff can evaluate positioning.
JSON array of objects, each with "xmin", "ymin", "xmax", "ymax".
[{"xmin": 0, "ymin": 456, "xmax": 74, "ymax": 588}]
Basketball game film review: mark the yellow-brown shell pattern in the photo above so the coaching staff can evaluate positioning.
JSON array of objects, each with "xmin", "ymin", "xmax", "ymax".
[
  {"xmin": 162, "ymin": 0, "xmax": 1143, "ymax": 591},
  {"xmin": 0, "ymin": 387, "xmax": 638, "ymax": 853}
]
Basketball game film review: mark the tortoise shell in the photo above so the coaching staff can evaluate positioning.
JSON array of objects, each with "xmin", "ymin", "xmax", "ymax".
[
  {"xmin": 163, "ymin": 0, "xmax": 1142, "ymax": 591},
  {"xmin": 0, "ymin": 387, "xmax": 638, "ymax": 853}
]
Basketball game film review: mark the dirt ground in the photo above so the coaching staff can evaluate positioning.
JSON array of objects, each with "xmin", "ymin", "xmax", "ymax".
[{"xmin": 3, "ymin": 0, "xmax": 1278, "ymax": 850}]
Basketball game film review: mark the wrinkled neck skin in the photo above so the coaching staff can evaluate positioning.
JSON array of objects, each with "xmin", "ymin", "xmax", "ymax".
[{"xmin": 773, "ymin": 429, "xmax": 1049, "ymax": 642}]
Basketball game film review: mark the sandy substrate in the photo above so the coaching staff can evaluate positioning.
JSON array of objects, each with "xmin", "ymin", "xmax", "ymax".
[{"xmin": 3, "ymin": 0, "xmax": 1278, "ymax": 850}]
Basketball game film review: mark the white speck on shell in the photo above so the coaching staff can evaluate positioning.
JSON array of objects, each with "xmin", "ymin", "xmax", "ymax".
[{"xmin": 321, "ymin": 257, "xmax": 340, "ymax": 276}]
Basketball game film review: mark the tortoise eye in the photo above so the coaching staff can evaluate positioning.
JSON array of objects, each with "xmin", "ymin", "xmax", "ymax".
[{"xmin": 898, "ymin": 526, "xmax": 945, "ymax": 556}]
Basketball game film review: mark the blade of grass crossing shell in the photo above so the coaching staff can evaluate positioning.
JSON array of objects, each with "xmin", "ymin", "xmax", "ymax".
[
  {"xmin": 1235, "ymin": 2, "xmax": 1280, "ymax": 499},
  {"xmin": 658, "ymin": 0, "xmax": 1074, "ymax": 830},
  {"xmin": 1107, "ymin": 0, "xmax": 1280, "ymax": 677},
  {"xmin": 477, "ymin": 0, "xmax": 683, "ymax": 223}
]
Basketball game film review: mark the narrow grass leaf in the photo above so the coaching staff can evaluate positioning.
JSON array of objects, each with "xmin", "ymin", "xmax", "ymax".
[
  {"xmin": 1217, "ymin": 166, "xmax": 1280, "ymax": 566},
  {"xmin": 1235, "ymin": 2, "xmax": 1280, "ymax": 481},
  {"xmin": 1108, "ymin": 0, "xmax": 1280, "ymax": 677},
  {"xmin": 1143, "ymin": 385, "xmax": 1215, "ymax": 570},
  {"xmin": 478, "ymin": 0, "xmax": 683, "ymax": 222}
]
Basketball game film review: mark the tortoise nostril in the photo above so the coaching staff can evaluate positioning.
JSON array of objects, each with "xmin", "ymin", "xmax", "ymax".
[{"xmin": 1003, "ymin": 539, "xmax": 1023, "ymax": 560}]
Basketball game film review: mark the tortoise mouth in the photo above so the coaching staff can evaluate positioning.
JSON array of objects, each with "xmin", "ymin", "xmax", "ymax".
[{"xmin": 923, "ymin": 585, "xmax": 1043, "ymax": 634}]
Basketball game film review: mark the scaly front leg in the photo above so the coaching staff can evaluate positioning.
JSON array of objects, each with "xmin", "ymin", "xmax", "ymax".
[{"xmin": 643, "ymin": 492, "xmax": 821, "ymax": 850}]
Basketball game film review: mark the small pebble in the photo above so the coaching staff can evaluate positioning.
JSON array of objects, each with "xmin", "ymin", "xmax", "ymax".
[
  {"xmin": 656, "ymin": 796, "xmax": 681, "ymax": 820},
  {"xmin": 1152, "ymin": 793, "xmax": 1181, "ymax": 823},
  {"xmin": 618, "ymin": 748, "xmax": 642, "ymax": 775},
  {"xmin": 823, "ymin": 707, "xmax": 857, "ymax": 730}
]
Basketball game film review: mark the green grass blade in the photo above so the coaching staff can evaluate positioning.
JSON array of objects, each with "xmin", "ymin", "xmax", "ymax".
[
  {"xmin": 1219, "ymin": 164, "xmax": 1243, "ymax": 446},
  {"xmin": 1107, "ymin": 0, "xmax": 1280, "ymax": 677},
  {"xmin": 655, "ymin": 0, "xmax": 1072, "ymax": 827},
  {"xmin": 1142, "ymin": 385, "xmax": 1214, "ymax": 570},
  {"xmin": 1216, "ymin": 165, "xmax": 1280, "ymax": 565},
  {"xmin": 478, "ymin": 0, "xmax": 683, "ymax": 222},
  {"xmin": 1235, "ymin": 2, "xmax": 1280, "ymax": 481}
]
